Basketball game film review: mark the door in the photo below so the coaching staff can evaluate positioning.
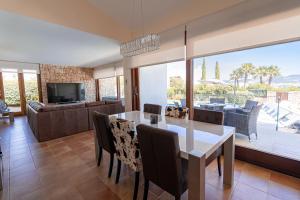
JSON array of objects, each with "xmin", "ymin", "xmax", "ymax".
[{"xmin": 1, "ymin": 69, "xmax": 23, "ymax": 115}]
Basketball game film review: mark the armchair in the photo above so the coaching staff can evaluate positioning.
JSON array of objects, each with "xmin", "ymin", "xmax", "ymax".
[{"xmin": 225, "ymin": 104, "xmax": 262, "ymax": 141}]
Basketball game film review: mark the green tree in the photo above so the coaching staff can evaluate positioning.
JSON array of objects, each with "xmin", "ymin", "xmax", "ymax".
[
  {"xmin": 241, "ymin": 63, "xmax": 255, "ymax": 88},
  {"xmin": 254, "ymin": 66, "xmax": 268, "ymax": 84},
  {"xmin": 230, "ymin": 68, "xmax": 243, "ymax": 88},
  {"xmin": 201, "ymin": 58, "xmax": 206, "ymax": 81},
  {"xmin": 215, "ymin": 61, "xmax": 220, "ymax": 80},
  {"xmin": 266, "ymin": 65, "xmax": 280, "ymax": 85}
]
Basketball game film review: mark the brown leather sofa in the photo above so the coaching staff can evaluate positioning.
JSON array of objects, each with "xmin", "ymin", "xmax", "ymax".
[{"xmin": 27, "ymin": 101, "xmax": 124, "ymax": 142}]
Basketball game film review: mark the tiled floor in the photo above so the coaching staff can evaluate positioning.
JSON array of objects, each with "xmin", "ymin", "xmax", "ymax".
[{"xmin": 0, "ymin": 117, "xmax": 300, "ymax": 200}]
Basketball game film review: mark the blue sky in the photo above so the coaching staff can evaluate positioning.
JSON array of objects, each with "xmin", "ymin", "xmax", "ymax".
[
  {"xmin": 167, "ymin": 41, "xmax": 300, "ymax": 81},
  {"xmin": 194, "ymin": 41, "xmax": 300, "ymax": 81}
]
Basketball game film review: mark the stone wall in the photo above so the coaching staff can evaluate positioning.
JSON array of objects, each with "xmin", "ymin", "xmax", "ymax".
[{"xmin": 40, "ymin": 64, "xmax": 95, "ymax": 103}]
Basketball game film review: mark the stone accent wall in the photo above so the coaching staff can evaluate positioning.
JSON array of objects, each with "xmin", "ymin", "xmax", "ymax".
[{"xmin": 40, "ymin": 64, "xmax": 95, "ymax": 104}]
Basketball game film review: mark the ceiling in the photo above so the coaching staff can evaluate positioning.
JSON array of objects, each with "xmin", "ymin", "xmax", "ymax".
[
  {"xmin": 0, "ymin": 10, "xmax": 122, "ymax": 67},
  {"xmin": 88, "ymin": 0, "xmax": 243, "ymax": 34},
  {"xmin": 0, "ymin": 0, "xmax": 300, "ymax": 67}
]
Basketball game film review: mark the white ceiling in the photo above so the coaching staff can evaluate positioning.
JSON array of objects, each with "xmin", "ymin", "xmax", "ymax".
[
  {"xmin": 0, "ymin": 10, "xmax": 122, "ymax": 67},
  {"xmin": 88, "ymin": 0, "xmax": 243, "ymax": 33}
]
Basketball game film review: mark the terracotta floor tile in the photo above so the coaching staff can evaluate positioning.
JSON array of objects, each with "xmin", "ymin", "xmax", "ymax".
[{"xmin": 1, "ymin": 117, "xmax": 300, "ymax": 200}]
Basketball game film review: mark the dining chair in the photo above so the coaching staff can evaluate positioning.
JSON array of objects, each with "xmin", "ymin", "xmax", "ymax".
[
  {"xmin": 143, "ymin": 103, "xmax": 162, "ymax": 115},
  {"xmin": 193, "ymin": 108, "xmax": 224, "ymax": 176},
  {"xmin": 110, "ymin": 117, "xmax": 142, "ymax": 200},
  {"xmin": 92, "ymin": 112, "xmax": 116, "ymax": 178},
  {"xmin": 136, "ymin": 124, "xmax": 188, "ymax": 200}
]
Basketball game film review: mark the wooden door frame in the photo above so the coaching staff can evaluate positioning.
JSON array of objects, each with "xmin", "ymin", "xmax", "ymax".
[{"xmin": 131, "ymin": 68, "xmax": 140, "ymax": 111}]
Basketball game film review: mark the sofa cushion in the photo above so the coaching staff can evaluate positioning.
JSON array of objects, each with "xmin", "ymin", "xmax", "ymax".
[
  {"xmin": 105, "ymin": 100, "xmax": 122, "ymax": 105},
  {"xmin": 39, "ymin": 103, "xmax": 86, "ymax": 112},
  {"xmin": 28, "ymin": 101, "xmax": 44, "ymax": 112},
  {"xmin": 85, "ymin": 101, "xmax": 105, "ymax": 107}
]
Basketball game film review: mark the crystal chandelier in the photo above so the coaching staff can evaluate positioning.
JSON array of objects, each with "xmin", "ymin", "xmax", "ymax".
[
  {"xmin": 120, "ymin": 34, "xmax": 160, "ymax": 57},
  {"xmin": 120, "ymin": 0, "xmax": 160, "ymax": 57}
]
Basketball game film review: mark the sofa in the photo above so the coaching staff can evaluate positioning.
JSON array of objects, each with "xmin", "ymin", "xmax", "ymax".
[{"xmin": 27, "ymin": 100, "xmax": 124, "ymax": 142}]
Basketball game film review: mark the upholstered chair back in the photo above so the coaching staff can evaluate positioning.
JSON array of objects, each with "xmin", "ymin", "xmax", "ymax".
[
  {"xmin": 110, "ymin": 117, "xmax": 142, "ymax": 172},
  {"xmin": 193, "ymin": 108, "xmax": 224, "ymax": 125},
  {"xmin": 144, "ymin": 103, "xmax": 162, "ymax": 115},
  {"xmin": 92, "ymin": 112, "xmax": 115, "ymax": 153},
  {"xmin": 136, "ymin": 124, "xmax": 187, "ymax": 197}
]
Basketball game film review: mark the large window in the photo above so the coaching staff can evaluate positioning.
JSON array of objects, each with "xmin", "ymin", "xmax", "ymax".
[
  {"xmin": 23, "ymin": 70, "xmax": 39, "ymax": 102},
  {"xmin": 193, "ymin": 41, "xmax": 300, "ymax": 161},
  {"xmin": 139, "ymin": 61, "xmax": 186, "ymax": 112},
  {"xmin": 99, "ymin": 75, "xmax": 125, "ymax": 102},
  {"xmin": 99, "ymin": 77, "xmax": 117, "ymax": 101},
  {"xmin": 2, "ymin": 69, "xmax": 21, "ymax": 112}
]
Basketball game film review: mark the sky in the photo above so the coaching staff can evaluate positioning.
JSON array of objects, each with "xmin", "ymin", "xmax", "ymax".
[{"xmin": 166, "ymin": 40, "xmax": 300, "ymax": 82}]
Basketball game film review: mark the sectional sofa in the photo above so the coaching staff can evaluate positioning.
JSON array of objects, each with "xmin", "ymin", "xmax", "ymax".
[{"xmin": 27, "ymin": 100, "xmax": 124, "ymax": 142}]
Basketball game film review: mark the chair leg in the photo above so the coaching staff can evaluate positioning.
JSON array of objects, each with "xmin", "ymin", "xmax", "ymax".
[
  {"xmin": 97, "ymin": 147, "xmax": 102, "ymax": 166},
  {"xmin": 108, "ymin": 153, "xmax": 114, "ymax": 178},
  {"xmin": 133, "ymin": 172, "xmax": 140, "ymax": 200},
  {"xmin": 217, "ymin": 156, "xmax": 222, "ymax": 176},
  {"xmin": 115, "ymin": 159, "xmax": 122, "ymax": 184},
  {"xmin": 143, "ymin": 179, "xmax": 149, "ymax": 200}
]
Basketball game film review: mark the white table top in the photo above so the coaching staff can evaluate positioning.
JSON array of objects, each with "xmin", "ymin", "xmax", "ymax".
[{"xmin": 111, "ymin": 111, "xmax": 235, "ymax": 159}]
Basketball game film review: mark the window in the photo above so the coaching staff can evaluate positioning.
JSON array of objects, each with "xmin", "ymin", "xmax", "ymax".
[
  {"xmin": 24, "ymin": 71, "xmax": 39, "ymax": 102},
  {"xmin": 2, "ymin": 70, "xmax": 21, "ymax": 112},
  {"xmin": 139, "ymin": 61, "xmax": 186, "ymax": 112},
  {"xmin": 192, "ymin": 41, "xmax": 300, "ymax": 161},
  {"xmin": 99, "ymin": 77, "xmax": 117, "ymax": 101}
]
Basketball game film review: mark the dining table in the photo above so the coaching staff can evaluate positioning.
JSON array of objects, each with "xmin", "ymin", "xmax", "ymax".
[{"xmin": 108, "ymin": 111, "xmax": 235, "ymax": 200}]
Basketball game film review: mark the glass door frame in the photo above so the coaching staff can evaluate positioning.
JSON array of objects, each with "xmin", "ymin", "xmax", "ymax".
[{"xmin": 0, "ymin": 71, "xmax": 41, "ymax": 116}]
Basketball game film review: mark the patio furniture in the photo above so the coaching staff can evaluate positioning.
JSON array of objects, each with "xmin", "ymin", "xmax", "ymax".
[
  {"xmin": 180, "ymin": 99, "xmax": 186, "ymax": 107},
  {"xmin": 0, "ymin": 100, "xmax": 14, "ymax": 123},
  {"xmin": 200, "ymin": 103, "xmax": 225, "ymax": 111},
  {"xmin": 193, "ymin": 108, "xmax": 223, "ymax": 176},
  {"xmin": 92, "ymin": 112, "xmax": 116, "ymax": 178},
  {"xmin": 225, "ymin": 104, "xmax": 262, "ymax": 141},
  {"xmin": 210, "ymin": 98, "xmax": 225, "ymax": 104},
  {"xmin": 110, "ymin": 117, "xmax": 142, "ymax": 200},
  {"xmin": 237, "ymin": 100, "xmax": 258, "ymax": 113},
  {"xmin": 136, "ymin": 124, "xmax": 188, "ymax": 200}
]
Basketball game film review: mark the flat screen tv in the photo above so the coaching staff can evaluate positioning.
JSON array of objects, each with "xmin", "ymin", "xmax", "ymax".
[{"xmin": 47, "ymin": 83, "xmax": 85, "ymax": 103}]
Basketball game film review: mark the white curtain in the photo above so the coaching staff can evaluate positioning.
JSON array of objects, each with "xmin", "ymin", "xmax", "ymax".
[
  {"xmin": 187, "ymin": 0, "xmax": 300, "ymax": 59},
  {"xmin": 94, "ymin": 61, "xmax": 123, "ymax": 79},
  {"xmin": 0, "ymin": 60, "xmax": 40, "ymax": 73}
]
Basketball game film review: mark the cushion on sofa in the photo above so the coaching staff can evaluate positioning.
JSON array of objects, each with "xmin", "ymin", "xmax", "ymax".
[
  {"xmin": 105, "ymin": 100, "xmax": 122, "ymax": 105},
  {"xmin": 85, "ymin": 101, "xmax": 105, "ymax": 107}
]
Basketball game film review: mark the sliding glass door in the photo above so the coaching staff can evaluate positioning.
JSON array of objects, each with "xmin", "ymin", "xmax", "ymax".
[
  {"xmin": 2, "ymin": 69, "xmax": 22, "ymax": 113},
  {"xmin": 139, "ymin": 60, "xmax": 186, "ymax": 112}
]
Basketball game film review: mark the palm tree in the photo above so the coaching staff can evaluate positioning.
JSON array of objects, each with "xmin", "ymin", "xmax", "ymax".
[
  {"xmin": 201, "ymin": 58, "xmax": 206, "ymax": 81},
  {"xmin": 267, "ymin": 65, "xmax": 280, "ymax": 85},
  {"xmin": 230, "ymin": 68, "xmax": 243, "ymax": 88},
  {"xmin": 254, "ymin": 66, "xmax": 268, "ymax": 84},
  {"xmin": 241, "ymin": 63, "xmax": 255, "ymax": 88},
  {"xmin": 215, "ymin": 61, "xmax": 220, "ymax": 80}
]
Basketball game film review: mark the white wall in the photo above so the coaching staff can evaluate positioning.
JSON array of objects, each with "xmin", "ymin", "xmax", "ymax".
[{"xmin": 139, "ymin": 64, "xmax": 168, "ymax": 112}]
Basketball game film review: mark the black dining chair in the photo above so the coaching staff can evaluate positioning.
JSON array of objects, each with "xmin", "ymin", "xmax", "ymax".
[
  {"xmin": 193, "ymin": 108, "xmax": 224, "ymax": 176},
  {"xmin": 92, "ymin": 112, "xmax": 116, "ymax": 178},
  {"xmin": 137, "ymin": 124, "xmax": 188, "ymax": 200},
  {"xmin": 143, "ymin": 103, "xmax": 162, "ymax": 115}
]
